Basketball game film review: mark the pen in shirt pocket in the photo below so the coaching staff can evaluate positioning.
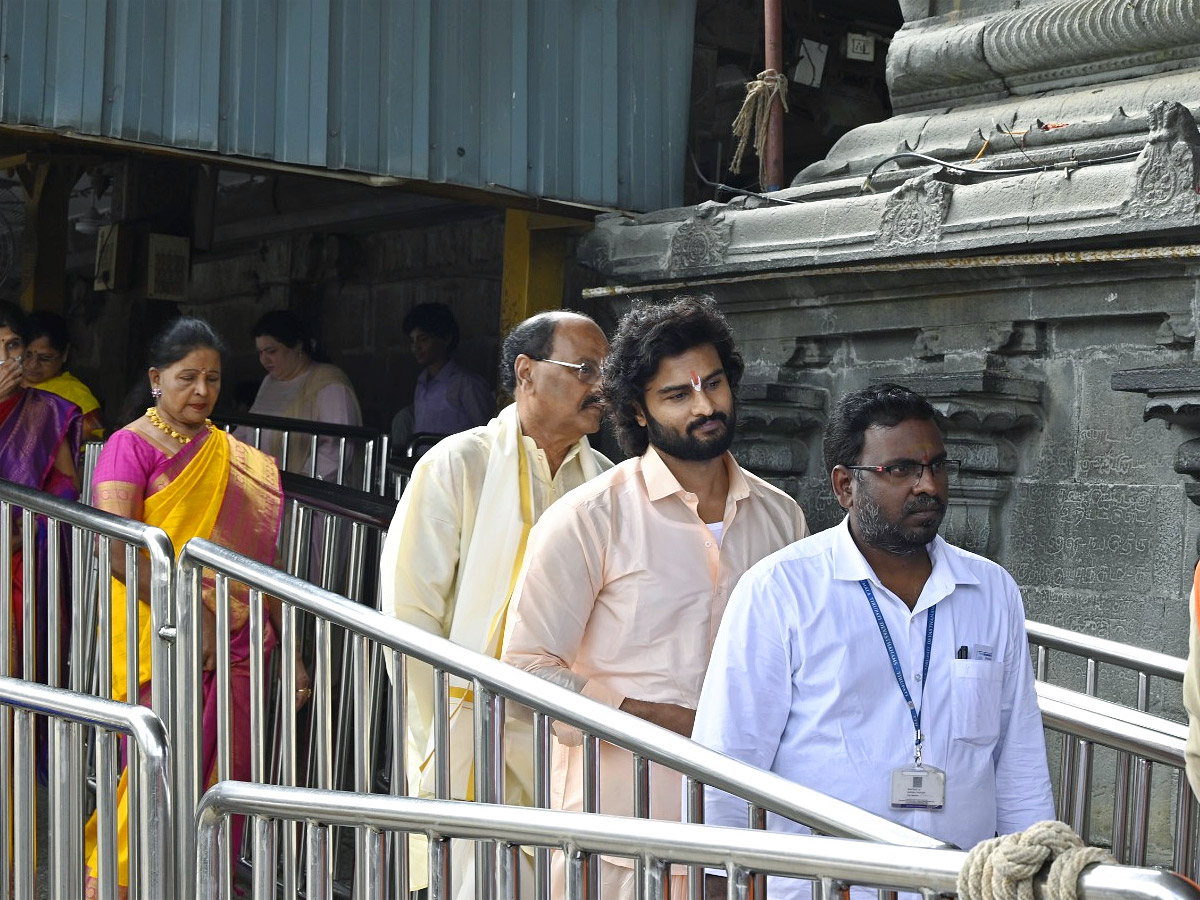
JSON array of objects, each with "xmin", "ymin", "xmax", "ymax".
[{"xmin": 956, "ymin": 645, "xmax": 995, "ymax": 661}]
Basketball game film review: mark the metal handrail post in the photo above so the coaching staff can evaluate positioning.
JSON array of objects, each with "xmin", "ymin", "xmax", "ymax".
[{"xmin": 0, "ymin": 676, "xmax": 172, "ymax": 900}]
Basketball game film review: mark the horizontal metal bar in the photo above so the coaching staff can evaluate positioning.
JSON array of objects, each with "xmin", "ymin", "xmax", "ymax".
[
  {"xmin": 1037, "ymin": 683, "xmax": 1185, "ymax": 766},
  {"xmin": 0, "ymin": 477, "xmax": 171, "ymax": 552},
  {"xmin": 177, "ymin": 537, "xmax": 942, "ymax": 848},
  {"xmin": 196, "ymin": 784, "xmax": 1200, "ymax": 900},
  {"xmin": 1027, "ymin": 621, "xmax": 1186, "ymax": 682},
  {"xmin": 212, "ymin": 412, "xmax": 381, "ymax": 442},
  {"xmin": 280, "ymin": 473, "xmax": 396, "ymax": 530}
]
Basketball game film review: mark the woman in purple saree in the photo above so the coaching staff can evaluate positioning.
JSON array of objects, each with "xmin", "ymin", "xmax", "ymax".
[{"xmin": 0, "ymin": 302, "xmax": 84, "ymax": 686}]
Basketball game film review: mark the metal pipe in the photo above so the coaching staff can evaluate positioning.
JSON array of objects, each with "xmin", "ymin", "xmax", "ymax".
[
  {"xmin": 1174, "ymin": 776, "xmax": 1196, "ymax": 879},
  {"xmin": 474, "ymin": 683, "xmax": 502, "ymax": 900},
  {"xmin": 196, "ymin": 783, "xmax": 1200, "ymax": 900},
  {"xmin": 534, "ymin": 711, "xmax": 552, "ymax": 900},
  {"xmin": 13, "ymin": 708, "xmax": 33, "ymax": 900},
  {"xmin": 215, "ymin": 574, "xmax": 233, "ymax": 900},
  {"xmin": 762, "ymin": 0, "xmax": 784, "ymax": 191},
  {"xmin": 390, "ymin": 650, "xmax": 408, "ymax": 899},
  {"xmin": 1070, "ymin": 739, "xmax": 1093, "ymax": 839},
  {"xmin": 1130, "ymin": 757, "xmax": 1152, "ymax": 866},
  {"xmin": 1112, "ymin": 751, "xmax": 1132, "ymax": 862},
  {"xmin": 352, "ymin": 633, "xmax": 371, "ymax": 900},
  {"xmin": 280, "ymin": 600, "xmax": 299, "ymax": 900}
]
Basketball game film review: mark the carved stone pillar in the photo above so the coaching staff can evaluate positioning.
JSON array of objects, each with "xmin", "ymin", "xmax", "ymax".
[
  {"xmin": 904, "ymin": 371, "xmax": 1045, "ymax": 558},
  {"xmin": 1111, "ymin": 366, "xmax": 1200, "ymax": 508},
  {"xmin": 732, "ymin": 370, "xmax": 828, "ymax": 499}
]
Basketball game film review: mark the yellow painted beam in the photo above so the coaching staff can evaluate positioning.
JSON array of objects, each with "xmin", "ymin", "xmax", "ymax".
[{"xmin": 501, "ymin": 208, "xmax": 580, "ymax": 335}]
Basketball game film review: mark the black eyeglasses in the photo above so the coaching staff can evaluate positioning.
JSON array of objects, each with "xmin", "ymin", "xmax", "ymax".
[
  {"xmin": 844, "ymin": 459, "xmax": 961, "ymax": 484},
  {"xmin": 528, "ymin": 356, "xmax": 602, "ymax": 385}
]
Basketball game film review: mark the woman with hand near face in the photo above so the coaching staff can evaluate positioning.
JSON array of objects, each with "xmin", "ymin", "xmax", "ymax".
[
  {"xmin": 83, "ymin": 317, "xmax": 308, "ymax": 897},
  {"xmin": 0, "ymin": 303, "xmax": 84, "ymax": 501},
  {"xmin": 22, "ymin": 310, "xmax": 105, "ymax": 440},
  {"xmin": 0, "ymin": 302, "xmax": 84, "ymax": 695}
]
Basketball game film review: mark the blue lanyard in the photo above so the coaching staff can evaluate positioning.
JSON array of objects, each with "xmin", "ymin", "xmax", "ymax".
[{"xmin": 859, "ymin": 579, "xmax": 935, "ymax": 764}]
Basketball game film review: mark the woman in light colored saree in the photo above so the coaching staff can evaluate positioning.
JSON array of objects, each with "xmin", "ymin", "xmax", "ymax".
[{"xmin": 83, "ymin": 318, "xmax": 308, "ymax": 898}]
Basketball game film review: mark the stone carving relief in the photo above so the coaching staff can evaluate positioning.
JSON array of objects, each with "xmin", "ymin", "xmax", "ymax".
[
  {"xmin": 666, "ymin": 202, "xmax": 732, "ymax": 275},
  {"xmin": 875, "ymin": 172, "xmax": 952, "ymax": 251},
  {"xmin": 1112, "ymin": 364, "xmax": 1200, "ymax": 550},
  {"xmin": 1122, "ymin": 101, "xmax": 1200, "ymax": 222},
  {"xmin": 888, "ymin": 0, "xmax": 1200, "ymax": 112},
  {"xmin": 731, "ymin": 376, "xmax": 828, "ymax": 503}
]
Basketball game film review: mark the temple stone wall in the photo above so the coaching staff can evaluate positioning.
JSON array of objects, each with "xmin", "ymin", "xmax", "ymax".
[{"xmin": 680, "ymin": 264, "xmax": 1200, "ymax": 671}]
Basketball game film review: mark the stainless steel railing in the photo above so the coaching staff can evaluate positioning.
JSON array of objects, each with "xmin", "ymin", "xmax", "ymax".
[
  {"xmin": 212, "ymin": 412, "xmax": 389, "ymax": 494},
  {"xmin": 0, "ymin": 478, "xmax": 175, "ymax": 719},
  {"xmin": 1038, "ymin": 682, "xmax": 1197, "ymax": 876},
  {"xmin": 1028, "ymin": 620, "xmax": 1186, "ymax": 714},
  {"xmin": 0, "ymin": 676, "xmax": 172, "ymax": 900},
  {"xmin": 196, "ymin": 782, "xmax": 1200, "ymax": 900},
  {"xmin": 0, "ymin": 479, "xmax": 177, "ymax": 898},
  {"xmin": 176, "ymin": 536, "xmax": 945, "ymax": 900},
  {"xmin": 1027, "ymin": 621, "xmax": 1193, "ymax": 871}
]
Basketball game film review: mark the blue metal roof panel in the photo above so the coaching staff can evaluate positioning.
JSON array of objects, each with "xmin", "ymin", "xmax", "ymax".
[{"xmin": 0, "ymin": 0, "xmax": 696, "ymax": 211}]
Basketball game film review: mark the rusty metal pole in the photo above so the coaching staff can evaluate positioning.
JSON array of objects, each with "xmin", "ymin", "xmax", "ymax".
[{"xmin": 763, "ymin": 0, "xmax": 785, "ymax": 191}]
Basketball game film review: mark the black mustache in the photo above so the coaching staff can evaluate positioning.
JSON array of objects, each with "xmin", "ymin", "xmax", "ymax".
[
  {"xmin": 904, "ymin": 496, "xmax": 946, "ymax": 515},
  {"xmin": 687, "ymin": 412, "xmax": 728, "ymax": 434},
  {"xmin": 581, "ymin": 394, "xmax": 604, "ymax": 410}
]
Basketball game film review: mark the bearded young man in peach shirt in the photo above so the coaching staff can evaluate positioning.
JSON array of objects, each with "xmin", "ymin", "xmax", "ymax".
[{"xmin": 503, "ymin": 294, "xmax": 809, "ymax": 900}]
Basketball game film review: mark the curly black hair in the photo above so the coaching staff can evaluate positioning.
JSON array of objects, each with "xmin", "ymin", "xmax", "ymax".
[
  {"xmin": 822, "ymin": 383, "xmax": 941, "ymax": 472},
  {"xmin": 603, "ymin": 295, "xmax": 743, "ymax": 457}
]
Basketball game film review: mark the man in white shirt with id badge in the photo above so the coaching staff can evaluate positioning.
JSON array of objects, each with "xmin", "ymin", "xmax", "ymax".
[{"xmin": 692, "ymin": 383, "xmax": 1054, "ymax": 898}]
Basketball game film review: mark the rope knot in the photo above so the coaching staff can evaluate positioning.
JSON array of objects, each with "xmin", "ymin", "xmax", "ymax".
[
  {"xmin": 958, "ymin": 821, "xmax": 1116, "ymax": 900},
  {"xmin": 730, "ymin": 68, "xmax": 790, "ymax": 177}
]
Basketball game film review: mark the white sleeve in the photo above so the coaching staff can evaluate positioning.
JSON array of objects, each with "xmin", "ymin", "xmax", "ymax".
[
  {"xmin": 313, "ymin": 382, "xmax": 362, "ymax": 482},
  {"xmin": 691, "ymin": 564, "xmax": 794, "ymax": 829},
  {"xmin": 992, "ymin": 577, "xmax": 1056, "ymax": 833}
]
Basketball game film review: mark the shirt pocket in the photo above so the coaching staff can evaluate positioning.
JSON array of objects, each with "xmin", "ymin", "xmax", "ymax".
[{"xmin": 950, "ymin": 658, "xmax": 1002, "ymax": 746}]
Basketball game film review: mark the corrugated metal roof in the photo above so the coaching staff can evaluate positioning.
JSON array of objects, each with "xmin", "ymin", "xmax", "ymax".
[{"xmin": 0, "ymin": 0, "xmax": 695, "ymax": 212}]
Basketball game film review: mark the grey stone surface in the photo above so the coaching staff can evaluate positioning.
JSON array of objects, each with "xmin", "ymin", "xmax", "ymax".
[{"xmin": 887, "ymin": 0, "xmax": 1200, "ymax": 113}]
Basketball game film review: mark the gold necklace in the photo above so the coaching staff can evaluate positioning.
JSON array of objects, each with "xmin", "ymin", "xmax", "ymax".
[{"xmin": 146, "ymin": 406, "xmax": 212, "ymax": 444}]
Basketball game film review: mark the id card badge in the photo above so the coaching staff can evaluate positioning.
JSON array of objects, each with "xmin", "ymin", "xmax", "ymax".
[{"xmin": 890, "ymin": 764, "xmax": 946, "ymax": 810}]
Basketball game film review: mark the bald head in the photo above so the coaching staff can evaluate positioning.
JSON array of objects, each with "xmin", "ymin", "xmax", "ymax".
[{"xmin": 498, "ymin": 311, "xmax": 600, "ymax": 396}]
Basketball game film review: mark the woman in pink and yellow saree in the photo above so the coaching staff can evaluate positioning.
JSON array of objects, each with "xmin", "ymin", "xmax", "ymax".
[{"xmin": 83, "ymin": 318, "xmax": 307, "ymax": 898}]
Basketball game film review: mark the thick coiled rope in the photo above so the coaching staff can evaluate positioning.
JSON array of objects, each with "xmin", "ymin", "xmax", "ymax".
[{"xmin": 958, "ymin": 820, "xmax": 1116, "ymax": 900}]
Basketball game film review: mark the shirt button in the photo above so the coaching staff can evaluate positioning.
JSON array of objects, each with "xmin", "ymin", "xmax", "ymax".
[{"xmin": 914, "ymin": 673, "xmax": 922, "ymax": 682}]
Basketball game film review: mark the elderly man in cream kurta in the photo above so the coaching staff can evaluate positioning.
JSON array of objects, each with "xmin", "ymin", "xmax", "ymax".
[
  {"xmin": 503, "ymin": 296, "xmax": 808, "ymax": 900},
  {"xmin": 380, "ymin": 311, "xmax": 611, "ymax": 896}
]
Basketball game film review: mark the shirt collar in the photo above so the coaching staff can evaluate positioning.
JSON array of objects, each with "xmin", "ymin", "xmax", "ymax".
[
  {"xmin": 830, "ymin": 516, "xmax": 981, "ymax": 596},
  {"xmin": 421, "ymin": 358, "xmax": 461, "ymax": 385},
  {"xmin": 641, "ymin": 444, "xmax": 749, "ymax": 503}
]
